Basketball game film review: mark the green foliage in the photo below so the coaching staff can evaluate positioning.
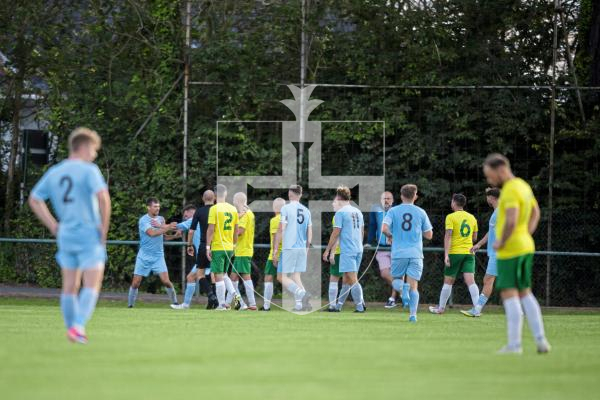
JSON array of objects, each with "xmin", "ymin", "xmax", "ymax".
[{"xmin": 0, "ymin": 0, "xmax": 598, "ymax": 292}]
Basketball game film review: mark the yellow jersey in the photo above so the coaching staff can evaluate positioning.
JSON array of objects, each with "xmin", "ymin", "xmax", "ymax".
[
  {"xmin": 235, "ymin": 209, "xmax": 255, "ymax": 257},
  {"xmin": 332, "ymin": 216, "xmax": 341, "ymax": 255},
  {"xmin": 496, "ymin": 178, "xmax": 537, "ymax": 259},
  {"xmin": 207, "ymin": 202, "xmax": 238, "ymax": 251},
  {"xmin": 268, "ymin": 214, "xmax": 282, "ymax": 261},
  {"xmin": 445, "ymin": 210, "xmax": 478, "ymax": 254}
]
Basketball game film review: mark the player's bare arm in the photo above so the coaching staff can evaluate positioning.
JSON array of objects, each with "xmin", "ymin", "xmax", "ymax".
[
  {"xmin": 97, "ymin": 189, "xmax": 111, "ymax": 244},
  {"xmin": 28, "ymin": 197, "xmax": 59, "ymax": 236},
  {"xmin": 205, "ymin": 223, "xmax": 215, "ymax": 261},
  {"xmin": 186, "ymin": 229, "xmax": 195, "ymax": 256},
  {"xmin": 423, "ymin": 229, "xmax": 433, "ymax": 240},
  {"xmin": 494, "ymin": 207, "xmax": 518, "ymax": 251},
  {"xmin": 382, "ymin": 223, "xmax": 392, "ymax": 244},
  {"xmin": 323, "ymin": 227, "xmax": 341, "ymax": 262},
  {"xmin": 272, "ymin": 223, "xmax": 284, "ymax": 266},
  {"xmin": 471, "ymin": 232, "xmax": 488, "ymax": 253},
  {"xmin": 444, "ymin": 229, "xmax": 452, "ymax": 266},
  {"xmin": 307, "ymin": 224, "xmax": 312, "ymax": 249},
  {"xmin": 528, "ymin": 203, "xmax": 541, "ymax": 235}
]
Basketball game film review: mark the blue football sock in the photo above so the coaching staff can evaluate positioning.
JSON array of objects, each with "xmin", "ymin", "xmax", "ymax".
[
  {"xmin": 475, "ymin": 294, "xmax": 489, "ymax": 313},
  {"xmin": 183, "ymin": 282, "xmax": 196, "ymax": 306},
  {"xmin": 409, "ymin": 289, "xmax": 419, "ymax": 317},
  {"xmin": 286, "ymin": 281, "xmax": 298, "ymax": 296},
  {"xmin": 337, "ymin": 284, "xmax": 351, "ymax": 309},
  {"xmin": 60, "ymin": 293, "xmax": 78, "ymax": 328},
  {"xmin": 128, "ymin": 287, "xmax": 138, "ymax": 307},
  {"xmin": 402, "ymin": 283, "xmax": 411, "ymax": 304},
  {"xmin": 74, "ymin": 288, "xmax": 99, "ymax": 328},
  {"xmin": 166, "ymin": 286, "xmax": 177, "ymax": 304},
  {"xmin": 351, "ymin": 284, "xmax": 364, "ymax": 311},
  {"xmin": 392, "ymin": 279, "xmax": 403, "ymax": 293}
]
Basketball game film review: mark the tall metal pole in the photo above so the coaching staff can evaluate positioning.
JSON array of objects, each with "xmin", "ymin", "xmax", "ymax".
[
  {"xmin": 298, "ymin": 0, "xmax": 307, "ymax": 181},
  {"xmin": 181, "ymin": 0, "xmax": 191, "ymax": 290},
  {"xmin": 547, "ymin": 0, "xmax": 559, "ymax": 307}
]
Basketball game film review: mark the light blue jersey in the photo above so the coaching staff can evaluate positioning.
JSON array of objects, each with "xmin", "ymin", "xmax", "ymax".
[
  {"xmin": 334, "ymin": 204, "xmax": 364, "ymax": 254},
  {"xmin": 280, "ymin": 201, "xmax": 312, "ymax": 249},
  {"xmin": 383, "ymin": 204, "xmax": 432, "ymax": 259},
  {"xmin": 138, "ymin": 214, "xmax": 166, "ymax": 261},
  {"xmin": 177, "ymin": 218, "xmax": 201, "ymax": 251},
  {"xmin": 30, "ymin": 159, "xmax": 107, "ymax": 253},
  {"xmin": 487, "ymin": 209, "xmax": 498, "ymax": 258}
]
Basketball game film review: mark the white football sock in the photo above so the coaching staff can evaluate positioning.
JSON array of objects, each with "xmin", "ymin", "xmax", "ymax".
[
  {"xmin": 243, "ymin": 279, "xmax": 256, "ymax": 307},
  {"xmin": 521, "ymin": 293, "xmax": 546, "ymax": 343},
  {"xmin": 328, "ymin": 282, "xmax": 338, "ymax": 306},
  {"xmin": 263, "ymin": 282, "xmax": 273, "ymax": 309},
  {"xmin": 468, "ymin": 284, "xmax": 480, "ymax": 306},
  {"xmin": 215, "ymin": 281, "xmax": 226, "ymax": 306},
  {"xmin": 439, "ymin": 284, "xmax": 453, "ymax": 309},
  {"xmin": 503, "ymin": 296, "xmax": 523, "ymax": 348}
]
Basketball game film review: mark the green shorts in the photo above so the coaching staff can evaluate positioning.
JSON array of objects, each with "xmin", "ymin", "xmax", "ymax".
[
  {"xmin": 496, "ymin": 254, "xmax": 534, "ymax": 290},
  {"xmin": 445, "ymin": 254, "xmax": 475, "ymax": 277},
  {"xmin": 233, "ymin": 256, "xmax": 252, "ymax": 274},
  {"xmin": 264, "ymin": 260, "xmax": 277, "ymax": 276},
  {"xmin": 329, "ymin": 254, "xmax": 342, "ymax": 277},
  {"xmin": 210, "ymin": 250, "xmax": 233, "ymax": 274}
]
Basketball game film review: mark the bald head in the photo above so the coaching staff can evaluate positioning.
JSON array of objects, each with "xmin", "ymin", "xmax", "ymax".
[
  {"xmin": 381, "ymin": 191, "xmax": 394, "ymax": 210},
  {"xmin": 203, "ymin": 190, "xmax": 215, "ymax": 205}
]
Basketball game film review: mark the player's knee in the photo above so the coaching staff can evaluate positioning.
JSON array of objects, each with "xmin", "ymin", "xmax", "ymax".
[{"xmin": 392, "ymin": 278, "xmax": 403, "ymax": 292}]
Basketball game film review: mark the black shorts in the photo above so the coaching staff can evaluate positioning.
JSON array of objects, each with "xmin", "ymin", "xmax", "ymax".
[{"xmin": 196, "ymin": 243, "xmax": 211, "ymax": 269}]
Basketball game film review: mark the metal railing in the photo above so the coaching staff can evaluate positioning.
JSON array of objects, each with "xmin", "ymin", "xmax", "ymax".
[{"xmin": 1, "ymin": 237, "xmax": 599, "ymax": 306}]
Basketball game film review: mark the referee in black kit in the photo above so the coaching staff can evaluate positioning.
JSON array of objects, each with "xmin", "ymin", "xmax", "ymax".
[{"xmin": 187, "ymin": 189, "xmax": 217, "ymax": 308}]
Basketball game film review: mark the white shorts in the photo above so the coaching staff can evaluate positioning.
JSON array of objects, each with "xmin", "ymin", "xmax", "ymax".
[{"xmin": 376, "ymin": 251, "xmax": 392, "ymax": 270}]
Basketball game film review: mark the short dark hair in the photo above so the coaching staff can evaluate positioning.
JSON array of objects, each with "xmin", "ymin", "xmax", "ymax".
[
  {"xmin": 400, "ymin": 184, "xmax": 417, "ymax": 200},
  {"xmin": 146, "ymin": 197, "xmax": 159, "ymax": 206},
  {"xmin": 484, "ymin": 153, "xmax": 510, "ymax": 169},
  {"xmin": 289, "ymin": 184, "xmax": 302, "ymax": 196},
  {"xmin": 336, "ymin": 186, "xmax": 351, "ymax": 201},
  {"xmin": 485, "ymin": 187, "xmax": 500, "ymax": 198},
  {"xmin": 452, "ymin": 193, "xmax": 467, "ymax": 207},
  {"xmin": 215, "ymin": 184, "xmax": 227, "ymax": 198},
  {"xmin": 183, "ymin": 203, "xmax": 196, "ymax": 213}
]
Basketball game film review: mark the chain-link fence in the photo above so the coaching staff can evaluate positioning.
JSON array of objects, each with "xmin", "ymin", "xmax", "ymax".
[{"xmin": 2, "ymin": 209, "xmax": 599, "ymax": 307}]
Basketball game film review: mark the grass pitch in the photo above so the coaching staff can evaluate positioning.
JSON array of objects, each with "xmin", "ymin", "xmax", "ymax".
[{"xmin": 1, "ymin": 298, "xmax": 599, "ymax": 400}]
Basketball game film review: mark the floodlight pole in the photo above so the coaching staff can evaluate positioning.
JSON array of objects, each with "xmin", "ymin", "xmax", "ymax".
[
  {"xmin": 181, "ymin": 0, "xmax": 191, "ymax": 290},
  {"xmin": 298, "ymin": 0, "xmax": 307, "ymax": 181},
  {"xmin": 547, "ymin": 0, "xmax": 559, "ymax": 307}
]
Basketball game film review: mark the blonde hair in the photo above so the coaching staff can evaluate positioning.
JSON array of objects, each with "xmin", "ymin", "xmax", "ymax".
[
  {"xmin": 68, "ymin": 127, "xmax": 101, "ymax": 152},
  {"xmin": 273, "ymin": 197, "xmax": 285, "ymax": 212}
]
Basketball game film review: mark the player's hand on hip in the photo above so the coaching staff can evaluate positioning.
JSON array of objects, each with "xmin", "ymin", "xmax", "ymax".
[{"xmin": 444, "ymin": 255, "xmax": 450, "ymax": 267}]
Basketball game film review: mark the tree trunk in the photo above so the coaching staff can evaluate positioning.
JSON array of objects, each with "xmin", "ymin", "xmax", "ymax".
[
  {"xmin": 590, "ymin": 0, "xmax": 600, "ymax": 86},
  {"xmin": 3, "ymin": 78, "xmax": 23, "ymax": 233}
]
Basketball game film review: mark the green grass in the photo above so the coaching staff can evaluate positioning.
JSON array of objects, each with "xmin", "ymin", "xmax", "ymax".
[{"xmin": 1, "ymin": 298, "xmax": 599, "ymax": 400}]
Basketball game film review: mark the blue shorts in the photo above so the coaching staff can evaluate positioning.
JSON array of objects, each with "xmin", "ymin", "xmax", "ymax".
[
  {"xmin": 134, "ymin": 255, "xmax": 168, "ymax": 277},
  {"xmin": 486, "ymin": 257, "xmax": 498, "ymax": 277},
  {"xmin": 391, "ymin": 258, "xmax": 424, "ymax": 281},
  {"xmin": 56, "ymin": 244, "xmax": 106, "ymax": 270},
  {"xmin": 339, "ymin": 252, "xmax": 363, "ymax": 273},
  {"xmin": 280, "ymin": 249, "xmax": 307, "ymax": 274}
]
